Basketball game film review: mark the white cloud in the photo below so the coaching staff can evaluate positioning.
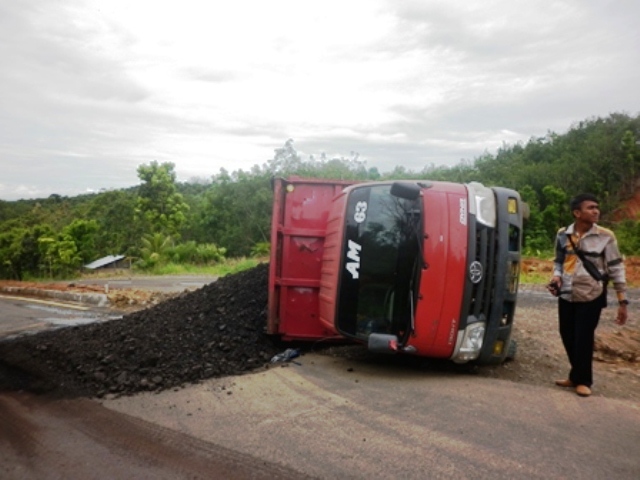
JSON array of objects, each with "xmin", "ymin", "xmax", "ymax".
[{"xmin": 1, "ymin": 0, "xmax": 639, "ymax": 200}]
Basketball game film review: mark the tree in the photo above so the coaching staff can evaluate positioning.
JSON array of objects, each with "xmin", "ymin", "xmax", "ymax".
[
  {"xmin": 198, "ymin": 169, "xmax": 273, "ymax": 257},
  {"xmin": 621, "ymin": 129, "xmax": 640, "ymax": 195},
  {"xmin": 266, "ymin": 139, "xmax": 303, "ymax": 175},
  {"xmin": 2, "ymin": 113, "xmax": 640, "ymax": 269},
  {"xmin": 518, "ymin": 185, "xmax": 545, "ymax": 253},
  {"xmin": 0, "ymin": 227, "xmax": 28, "ymax": 280},
  {"xmin": 540, "ymin": 185, "xmax": 569, "ymax": 241},
  {"xmin": 37, "ymin": 234, "xmax": 81, "ymax": 278},
  {"xmin": 61, "ymin": 219, "xmax": 99, "ymax": 264},
  {"xmin": 86, "ymin": 190, "xmax": 140, "ymax": 256},
  {"xmin": 0, "ymin": 224, "xmax": 56, "ymax": 280},
  {"xmin": 138, "ymin": 232, "xmax": 173, "ymax": 269},
  {"xmin": 135, "ymin": 161, "xmax": 189, "ymax": 238}
]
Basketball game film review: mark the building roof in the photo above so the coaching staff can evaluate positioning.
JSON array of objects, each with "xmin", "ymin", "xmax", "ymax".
[{"xmin": 84, "ymin": 255, "xmax": 126, "ymax": 270}]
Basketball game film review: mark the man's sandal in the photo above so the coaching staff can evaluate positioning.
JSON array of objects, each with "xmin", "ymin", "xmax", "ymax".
[
  {"xmin": 576, "ymin": 385, "xmax": 592, "ymax": 397},
  {"xmin": 554, "ymin": 379, "xmax": 574, "ymax": 388}
]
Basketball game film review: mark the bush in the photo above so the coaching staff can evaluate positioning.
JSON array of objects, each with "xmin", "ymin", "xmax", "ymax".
[
  {"xmin": 615, "ymin": 220, "xmax": 640, "ymax": 255},
  {"xmin": 168, "ymin": 241, "xmax": 226, "ymax": 265},
  {"xmin": 250, "ymin": 242, "xmax": 270, "ymax": 257}
]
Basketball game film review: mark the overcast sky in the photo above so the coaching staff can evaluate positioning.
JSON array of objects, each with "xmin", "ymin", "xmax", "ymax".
[{"xmin": 1, "ymin": 0, "xmax": 639, "ymax": 200}]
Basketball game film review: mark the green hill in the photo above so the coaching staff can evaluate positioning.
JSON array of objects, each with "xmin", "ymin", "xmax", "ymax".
[{"xmin": 1, "ymin": 112, "xmax": 639, "ymax": 279}]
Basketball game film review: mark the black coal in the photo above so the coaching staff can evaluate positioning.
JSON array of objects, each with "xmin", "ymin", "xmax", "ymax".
[{"xmin": 0, "ymin": 264, "xmax": 283, "ymax": 398}]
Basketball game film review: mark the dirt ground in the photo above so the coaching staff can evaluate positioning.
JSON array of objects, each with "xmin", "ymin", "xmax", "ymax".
[
  {"xmin": 481, "ymin": 291, "xmax": 640, "ymax": 401},
  {"xmin": 0, "ymin": 259, "xmax": 639, "ymax": 402},
  {"xmin": 520, "ymin": 256, "xmax": 640, "ymax": 287}
]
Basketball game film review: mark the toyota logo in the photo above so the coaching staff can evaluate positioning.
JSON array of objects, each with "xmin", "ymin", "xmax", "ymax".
[{"xmin": 469, "ymin": 261, "xmax": 483, "ymax": 284}]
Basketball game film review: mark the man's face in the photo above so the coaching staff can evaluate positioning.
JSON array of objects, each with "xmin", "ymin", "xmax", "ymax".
[{"xmin": 574, "ymin": 200, "xmax": 600, "ymax": 224}]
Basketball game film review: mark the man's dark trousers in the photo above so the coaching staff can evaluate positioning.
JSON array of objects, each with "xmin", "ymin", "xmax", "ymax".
[{"xmin": 558, "ymin": 297, "xmax": 603, "ymax": 387}]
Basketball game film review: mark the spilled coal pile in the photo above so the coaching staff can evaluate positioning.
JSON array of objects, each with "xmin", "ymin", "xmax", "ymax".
[{"xmin": 0, "ymin": 263, "xmax": 284, "ymax": 398}]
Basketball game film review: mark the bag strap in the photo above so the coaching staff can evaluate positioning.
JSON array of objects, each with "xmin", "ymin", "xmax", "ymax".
[{"xmin": 566, "ymin": 232, "xmax": 604, "ymax": 282}]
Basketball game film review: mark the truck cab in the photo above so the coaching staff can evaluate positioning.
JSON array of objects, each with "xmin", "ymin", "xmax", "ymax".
[{"xmin": 268, "ymin": 177, "xmax": 523, "ymax": 365}]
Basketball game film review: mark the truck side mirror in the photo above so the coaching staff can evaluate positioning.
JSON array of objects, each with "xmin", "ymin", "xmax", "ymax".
[{"xmin": 390, "ymin": 182, "xmax": 421, "ymax": 200}]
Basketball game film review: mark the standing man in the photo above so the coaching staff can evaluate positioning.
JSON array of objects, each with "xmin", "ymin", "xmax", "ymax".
[{"xmin": 548, "ymin": 193, "xmax": 628, "ymax": 397}]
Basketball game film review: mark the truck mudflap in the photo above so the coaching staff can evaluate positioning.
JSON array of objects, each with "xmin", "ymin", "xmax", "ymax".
[{"xmin": 453, "ymin": 186, "xmax": 522, "ymax": 365}]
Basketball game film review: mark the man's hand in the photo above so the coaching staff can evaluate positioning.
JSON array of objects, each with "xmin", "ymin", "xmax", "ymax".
[
  {"xmin": 547, "ymin": 276, "xmax": 562, "ymax": 297},
  {"xmin": 616, "ymin": 304, "xmax": 628, "ymax": 326}
]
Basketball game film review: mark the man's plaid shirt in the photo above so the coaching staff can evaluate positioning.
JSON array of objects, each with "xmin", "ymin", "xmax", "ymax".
[{"xmin": 553, "ymin": 223, "xmax": 626, "ymax": 303}]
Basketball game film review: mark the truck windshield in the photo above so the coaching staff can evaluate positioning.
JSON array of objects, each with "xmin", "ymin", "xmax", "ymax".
[{"xmin": 337, "ymin": 184, "xmax": 423, "ymax": 342}]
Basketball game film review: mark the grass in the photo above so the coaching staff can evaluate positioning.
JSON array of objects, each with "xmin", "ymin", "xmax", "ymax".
[
  {"xmin": 75, "ymin": 256, "xmax": 268, "ymax": 281},
  {"xmin": 10, "ymin": 256, "xmax": 557, "ymax": 284},
  {"xmin": 147, "ymin": 257, "xmax": 266, "ymax": 276},
  {"xmin": 519, "ymin": 269, "xmax": 552, "ymax": 285},
  {"xmin": 18, "ymin": 254, "xmax": 639, "ymax": 288},
  {"xmin": 142, "ymin": 256, "xmax": 556, "ymax": 285}
]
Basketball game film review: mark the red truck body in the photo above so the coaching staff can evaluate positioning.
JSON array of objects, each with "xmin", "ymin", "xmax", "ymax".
[{"xmin": 268, "ymin": 176, "xmax": 524, "ymax": 364}]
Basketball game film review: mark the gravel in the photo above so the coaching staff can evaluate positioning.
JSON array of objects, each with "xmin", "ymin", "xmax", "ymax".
[{"xmin": 477, "ymin": 288, "xmax": 640, "ymax": 401}]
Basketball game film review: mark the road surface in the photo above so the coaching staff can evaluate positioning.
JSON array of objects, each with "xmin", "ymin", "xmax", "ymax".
[
  {"xmin": 0, "ymin": 275, "xmax": 217, "ymax": 340},
  {"xmin": 1, "ymin": 283, "xmax": 639, "ymax": 479},
  {"xmin": 0, "ymin": 391, "xmax": 309, "ymax": 480},
  {"xmin": 0, "ymin": 295, "xmax": 119, "ymax": 340}
]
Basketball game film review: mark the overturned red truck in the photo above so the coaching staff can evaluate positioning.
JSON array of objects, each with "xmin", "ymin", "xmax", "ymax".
[{"xmin": 267, "ymin": 176, "xmax": 525, "ymax": 365}]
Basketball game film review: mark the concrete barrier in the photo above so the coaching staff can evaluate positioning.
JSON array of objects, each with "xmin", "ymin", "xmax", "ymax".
[{"xmin": 0, "ymin": 286, "xmax": 109, "ymax": 307}]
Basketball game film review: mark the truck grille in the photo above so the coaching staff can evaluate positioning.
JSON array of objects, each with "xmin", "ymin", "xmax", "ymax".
[
  {"xmin": 459, "ymin": 193, "xmax": 521, "ymax": 365},
  {"xmin": 465, "ymin": 221, "xmax": 496, "ymax": 323}
]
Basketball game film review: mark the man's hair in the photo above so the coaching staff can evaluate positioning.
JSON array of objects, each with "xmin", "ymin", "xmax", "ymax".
[{"xmin": 570, "ymin": 193, "xmax": 599, "ymax": 212}]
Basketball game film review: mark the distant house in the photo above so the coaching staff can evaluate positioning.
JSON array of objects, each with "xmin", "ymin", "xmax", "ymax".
[{"xmin": 84, "ymin": 255, "xmax": 131, "ymax": 270}]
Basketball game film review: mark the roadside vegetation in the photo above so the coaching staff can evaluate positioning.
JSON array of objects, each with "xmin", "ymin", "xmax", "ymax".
[
  {"xmin": 1, "ymin": 112, "xmax": 639, "ymax": 281},
  {"xmin": 75, "ymin": 257, "xmax": 263, "ymax": 279}
]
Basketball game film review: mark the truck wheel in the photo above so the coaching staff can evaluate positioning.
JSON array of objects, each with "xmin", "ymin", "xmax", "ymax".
[{"xmin": 505, "ymin": 339, "xmax": 517, "ymax": 361}]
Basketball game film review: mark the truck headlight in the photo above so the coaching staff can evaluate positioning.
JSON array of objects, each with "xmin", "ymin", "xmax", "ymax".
[
  {"xmin": 454, "ymin": 321, "xmax": 486, "ymax": 363},
  {"xmin": 467, "ymin": 182, "xmax": 496, "ymax": 227}
]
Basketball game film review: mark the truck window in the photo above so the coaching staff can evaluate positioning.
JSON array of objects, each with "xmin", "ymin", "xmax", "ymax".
[{"xmin": 337, "ymin": 184, "xmax": 422, "ymax": 342}]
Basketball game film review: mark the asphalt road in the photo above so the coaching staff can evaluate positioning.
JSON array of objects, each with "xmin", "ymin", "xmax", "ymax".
[
  {"xmin": 0, "ymin": 391, "xmax": 310, "ymax": 480},
  {"xmin": 0, "ymin": 275, "xmax": 217, "ymax": 339},
  {"xmin": 102, "ymin": 350, "xmax": 640, "ymax": 480},
  {"xmin": 1, "ymin": 282, "xmax": 639, "ymax": 479},
  {"xmin": 0, "ymin": 295, "xmax": 119, "ymax": 340}
]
